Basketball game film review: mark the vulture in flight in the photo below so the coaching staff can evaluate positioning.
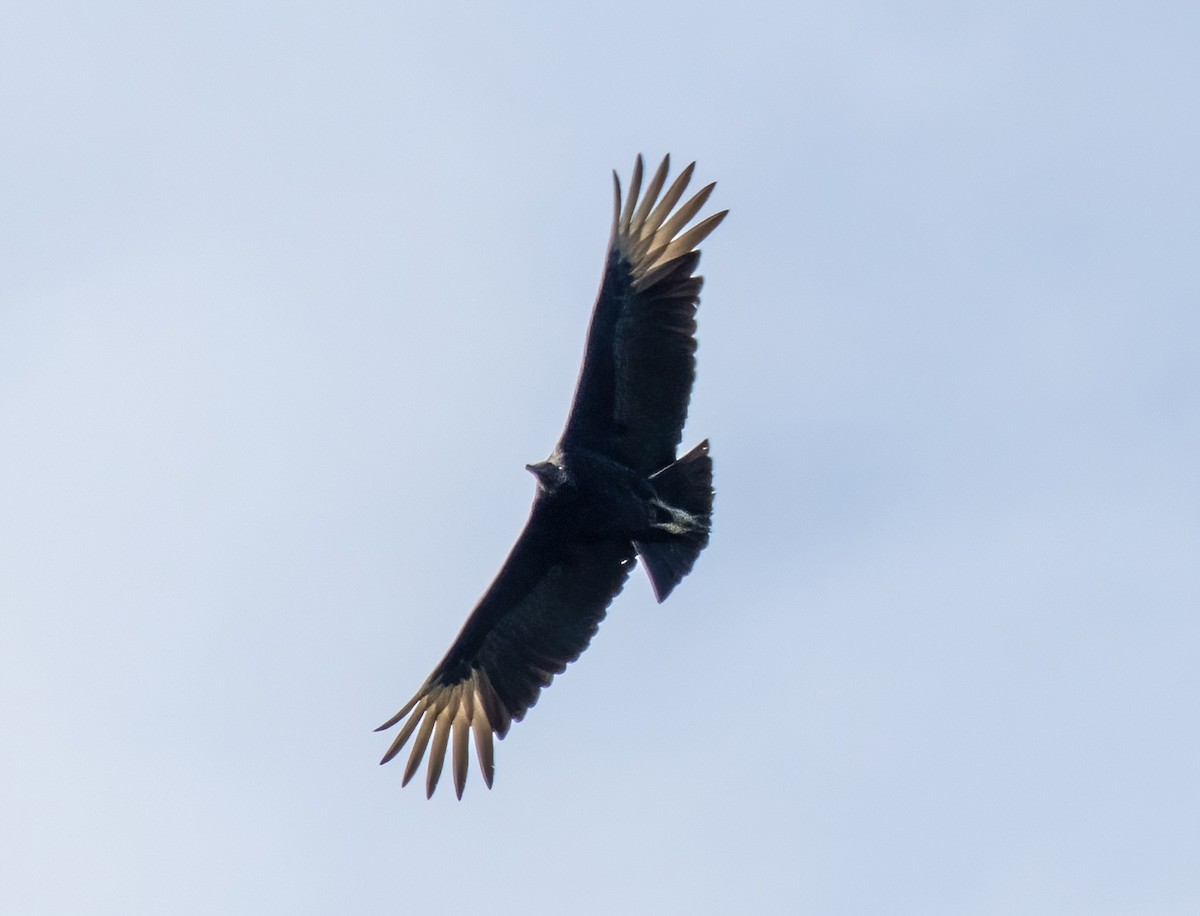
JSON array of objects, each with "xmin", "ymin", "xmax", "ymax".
[{"xmin": 378, "ymin": 155, "xmax": 727, "ymax": 797}]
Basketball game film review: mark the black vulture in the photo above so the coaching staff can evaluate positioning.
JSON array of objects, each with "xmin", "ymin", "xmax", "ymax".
[{"xmin": 377, "ymin": 155, "xmax": 727, "ymax": 797}]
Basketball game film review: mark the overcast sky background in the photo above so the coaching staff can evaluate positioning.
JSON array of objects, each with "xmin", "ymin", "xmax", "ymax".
[{"xmin": 2, "ymin": 2, "xmax": 1198, "ymax": 913}]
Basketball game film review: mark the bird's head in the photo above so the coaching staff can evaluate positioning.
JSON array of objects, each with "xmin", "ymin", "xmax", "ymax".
[{"xmin": 525, "ymin": 458, "xmax": 570, "ymax": 493}]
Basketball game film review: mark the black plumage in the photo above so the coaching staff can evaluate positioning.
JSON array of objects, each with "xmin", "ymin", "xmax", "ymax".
[{"xmin": 377, "ymin": 155, "xmax": 727, "ymax": 797}]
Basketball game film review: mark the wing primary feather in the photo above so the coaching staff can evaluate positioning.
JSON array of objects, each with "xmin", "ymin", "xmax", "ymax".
[
  {"xmin": 641, "ymin": 161, "xmax": 695, "ymax": 237},
  {"xmin": 626, "ymin": 232, "xmax": 656, "ymax": 265},
  {"xmin": 374, "ymin": 693, "xmax": 421, "ymax": 732},
  {"xmin": 632, "ymin": 257, "xmax": 688, "ymax": 295},
  {"xmin": 425, "ymin": 697, "xmax": 456, "ymax": 798},
  {"xmin": 379, "ymin": 696, "xmax": 429, "ymax": 765},
  {"xmin": 630, "ymin": 249, "xmax": 701, "ymax": 295},
  {"xmin": 401, "ymin": 706, "xmax": 439, "ymax": 787},
  {"xmin": 476, "ymin": 666, "xmax": 512, "ymax": 737},
  {"xmin": 451, "ymin": 690, "xmax": 471, "ymax": 799},
  {"xmin": 658, "ymin": 209, "xmax": 729, "ymax": 264},
  {"xmin": 618, "ymin": 154, "xmax": 644, "ymax": 237},
  {"xmin": 655, "ymin": 181, "xmax": 716, "ymax": 246},
  {"xmin": 630, "ymin": 154, "xmax": 671, "ymax": 234},
  {"xmin": 471, "ymin": 688, "xmax": 495, "ymax": 788},
  {"xmin": 610, "ymin": 171, "xmax": 622, "ymax": 239}
]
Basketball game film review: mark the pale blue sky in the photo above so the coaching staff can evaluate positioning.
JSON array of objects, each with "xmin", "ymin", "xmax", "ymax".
[{"xmin": 3, "ymin": 2, "xmax": 1198, "ymax": 913}]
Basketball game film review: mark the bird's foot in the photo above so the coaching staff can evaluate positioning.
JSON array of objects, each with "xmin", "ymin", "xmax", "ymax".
[{"xmin": 650, "ymin": 499, "xmax": 707, "ymax": 536}]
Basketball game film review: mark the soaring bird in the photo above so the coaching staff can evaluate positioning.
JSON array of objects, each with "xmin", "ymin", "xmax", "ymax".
[{"xmin": 378, "ymin": 155, "xmax": 727, "ymax": 797}]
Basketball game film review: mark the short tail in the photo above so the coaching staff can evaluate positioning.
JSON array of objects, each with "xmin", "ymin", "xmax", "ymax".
[{"xmin": 634, "ymin": 440, "xmax": 714, "ymax": 602}]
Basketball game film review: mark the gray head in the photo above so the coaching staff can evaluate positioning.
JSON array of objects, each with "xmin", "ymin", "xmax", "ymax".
[{"xmin": 525, "ymin": 458, "xmax": 570, "ymax": 493}]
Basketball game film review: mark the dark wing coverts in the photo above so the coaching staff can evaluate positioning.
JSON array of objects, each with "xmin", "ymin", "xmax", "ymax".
[
  {"xmin": 378, "ymin": 156, "xmax": 724, "ymax": 797},
  {"xmin": 377, "ymin": 516, "xmax": 635, "ymax": 798},
  {"xmin": 563, "ymin": 155, "xmax": 727, "ymax": 473}
]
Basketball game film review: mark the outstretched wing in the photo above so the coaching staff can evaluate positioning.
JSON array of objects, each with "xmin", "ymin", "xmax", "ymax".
[
  {"xmin": 376, "ymin": 501, "xmax": 636, "ymax": 798},
  {"xmin": 560, "ymin": 155, "xmax": 727, "ymax": 474}
]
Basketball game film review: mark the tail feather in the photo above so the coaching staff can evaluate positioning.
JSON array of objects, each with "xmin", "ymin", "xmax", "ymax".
[{"xmin": 634, "ymin": 440, "xmax": 714, "ymax": 602}]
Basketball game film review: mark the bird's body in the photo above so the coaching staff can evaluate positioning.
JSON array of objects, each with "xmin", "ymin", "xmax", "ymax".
[{"xmin": 378, "ymin": 155, "xmax": 726, "ymax": 797}]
